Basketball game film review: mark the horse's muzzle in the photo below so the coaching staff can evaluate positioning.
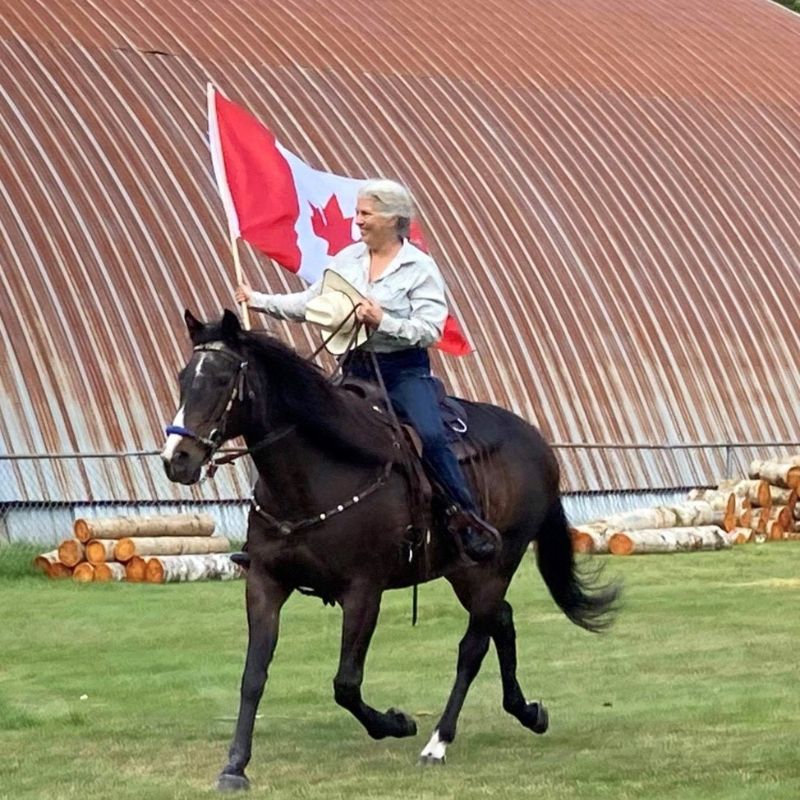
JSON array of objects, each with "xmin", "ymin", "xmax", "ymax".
[{"xmin": 161, "ymin": 448, "xmax": 203, "ymax": 485}]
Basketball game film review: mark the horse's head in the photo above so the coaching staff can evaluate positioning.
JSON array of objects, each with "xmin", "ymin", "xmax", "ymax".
[{"xmin": 161, "ymin": 309, "xmax": 250, "ymax": 484}]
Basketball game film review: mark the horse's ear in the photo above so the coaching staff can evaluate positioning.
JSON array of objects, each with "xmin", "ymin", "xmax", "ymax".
[
  {"xmin": 221, "ymin": 309, "xmax": 242, "ymax": 339},
  {"xmin": 184, "ymin": 309, "xmax": 204, "ymax": 340}
]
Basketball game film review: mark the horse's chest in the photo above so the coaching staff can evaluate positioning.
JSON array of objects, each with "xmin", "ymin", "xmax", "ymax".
[{"xmin": 257, "ymin": 540, "xmax": 344, "ymax": 596}]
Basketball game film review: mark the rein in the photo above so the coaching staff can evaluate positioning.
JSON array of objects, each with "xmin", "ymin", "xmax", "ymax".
[{"xmin": 307, "ymin": 304, "xmax": 368, "ymax": 381}]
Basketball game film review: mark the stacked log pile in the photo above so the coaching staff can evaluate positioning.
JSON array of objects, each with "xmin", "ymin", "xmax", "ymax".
[
  {"xmin": 571, "ymin": 456, "xmax": 800, "ymax": 556},
  {"xmin": 31, "ymin": 513, "xmax": 244, "ymax": 583}
]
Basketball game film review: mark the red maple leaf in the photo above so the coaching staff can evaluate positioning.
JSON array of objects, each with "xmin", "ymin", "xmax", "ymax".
[{"xmin": 309, "ymin": 195, "xmax": 356, "ymax": 255}]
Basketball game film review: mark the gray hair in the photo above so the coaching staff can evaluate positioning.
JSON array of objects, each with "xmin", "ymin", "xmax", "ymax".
[{"xmin": 357, "ymin": 179, "xmax": 415, "ymax": 238}]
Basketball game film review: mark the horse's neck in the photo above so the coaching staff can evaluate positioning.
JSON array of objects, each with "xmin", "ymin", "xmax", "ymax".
[
  {"xmin": 244, "ymin": 415, "xmax": 363, "ymax": 514},
  {"xmin": 241, "ymin": 363, "xmax": 395, "ymax": 509}
]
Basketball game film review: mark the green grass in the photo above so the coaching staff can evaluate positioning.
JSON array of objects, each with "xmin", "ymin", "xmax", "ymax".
[
  {"xmin": 0, "ymin": 543, "xmax": 798, "ymax": 799},
  {"xmin": 0, "ymin": 543, "xmax": 41, "ymax": 579}
]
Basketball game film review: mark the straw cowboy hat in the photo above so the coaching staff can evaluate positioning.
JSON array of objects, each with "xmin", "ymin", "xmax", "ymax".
[{"xmin": 305, "ymin": 269, "xmax": 371, "ymax": 355}]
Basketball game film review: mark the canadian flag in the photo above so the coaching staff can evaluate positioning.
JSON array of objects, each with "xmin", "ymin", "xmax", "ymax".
[{"xmin": 207, "ymin": 85, "xmax": 471, "ymax": 356}]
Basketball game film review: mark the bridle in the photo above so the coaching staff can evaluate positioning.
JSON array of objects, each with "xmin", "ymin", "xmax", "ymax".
[{"xmin": 164, "ymin": 342, "xmax": 295, "ymax": 471}]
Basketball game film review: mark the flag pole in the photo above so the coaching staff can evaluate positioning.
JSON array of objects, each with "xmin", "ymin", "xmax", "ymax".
[
  {"xmin": 209, "ymin": 84, "xmax": 251, "ymax": 331},
  {"xmin": 230, "ymin": 235, "xmax": 251, "ymax": 330}
]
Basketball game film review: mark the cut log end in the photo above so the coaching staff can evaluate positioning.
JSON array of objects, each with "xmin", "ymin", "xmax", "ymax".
[
  {"xmin": 608, "ymin": 533, "xmax": 634, "ymax": 556},
  {"xmin": 145, "ymin": 558, "xmax": 166, "ymax": 584},
  {"xmin": 33, "ymin": 551, "xmax": 58, "ymax": 573},
  {"xmin": 73, "ymin": 518, "xmax": 92, "ymax": 543},
  {"xmin": 125, "ymin": 556, "xmax": 147, "ymax": 583},
  {"xmin": 569, "ymin": 526, "xmax": 612, "ymax": 554},
  {"xmin": 57, "ymin": 539, "xmax": 85, "ymax": 568},
  {"xmin": 570, "ymin": 529, "xmax": 594, "ymax": 554},
  {"xmin": 114, "ymin": 538, "xmax": 137, "ymax": 563},
  {"xmin": 72, "ymin": 563, "xmax": 95, "ymax": 583},
  {"xmin": 730, "ymin": 527, "xmax": 753, "ymax": 545},
  {"xmin": 85, "ymin": 539, "xmax": 114, "ymax": 565},
  {"xmin": 94, "ymin": 562, "xmax": 126, "ymax": 582},
  {"xmin": 767, "ymin": 522, "xmax": 784, "ymax": 541},
  {"xmin": 47, "ymin": 562, "xmax": 73, "ymax": 579}
]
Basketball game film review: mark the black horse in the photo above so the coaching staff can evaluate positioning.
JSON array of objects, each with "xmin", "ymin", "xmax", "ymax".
[{"xmin": 161, "ymin": 310, "xmax": 618, "ymax": 791}]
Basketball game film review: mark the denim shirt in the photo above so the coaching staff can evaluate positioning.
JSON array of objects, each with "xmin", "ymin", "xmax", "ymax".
[{"xmin": 249, "ymin": 240, "xmax": 448, "ymax": 353}]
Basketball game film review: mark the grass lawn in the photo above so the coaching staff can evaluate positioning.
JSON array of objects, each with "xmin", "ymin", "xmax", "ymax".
[{"xmin": 0, "ymin": 542, "xmax": 798, "ymax": 799}]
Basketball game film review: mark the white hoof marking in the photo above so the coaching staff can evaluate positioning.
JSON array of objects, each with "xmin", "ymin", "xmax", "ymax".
[{"xmin": 420, "ymin": 729, "xmax": 447, "ymax": 762}]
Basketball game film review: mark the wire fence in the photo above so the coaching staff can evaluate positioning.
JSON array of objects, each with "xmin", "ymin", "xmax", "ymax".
[{"xmin": 1, "ymin": 441, "xmax": 799, "ymax": 545}]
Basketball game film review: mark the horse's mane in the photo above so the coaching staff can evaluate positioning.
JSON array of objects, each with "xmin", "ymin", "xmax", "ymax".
[{"xmin": 197, "ymin": 322, "xmax": 396, "ymax": 466}]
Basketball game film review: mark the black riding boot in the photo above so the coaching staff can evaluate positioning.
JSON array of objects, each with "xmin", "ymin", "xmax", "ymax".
[
  {"xmin": 447, "ymin": 507, "xmax": 498, "ymax": 562},
  {"xmin": 230, "ymin": 542, "xmax": 251, "ymax": 570}
]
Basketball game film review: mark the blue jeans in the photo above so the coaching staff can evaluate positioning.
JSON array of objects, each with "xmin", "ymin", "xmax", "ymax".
[{"xmin": 344, "ymin": 348, "xmax": 475, "ymax": 511}]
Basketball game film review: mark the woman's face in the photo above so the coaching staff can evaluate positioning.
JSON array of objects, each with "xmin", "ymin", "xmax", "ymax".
[{"xmin": 355, "ymin": 197, "xmax": 397, "ymax": 248}]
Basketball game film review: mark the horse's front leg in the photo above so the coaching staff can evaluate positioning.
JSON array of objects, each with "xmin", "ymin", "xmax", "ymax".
[
  {"xmin": 333, "ymin": 583, "xmax": 417, "ymax": 740},
  {"xmin": 217, "ymin": 565, "xmax": 291, "ymax": 792}
]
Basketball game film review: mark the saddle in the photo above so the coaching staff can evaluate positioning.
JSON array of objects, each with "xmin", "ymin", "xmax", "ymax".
[
  {"xmin": 340, "ymin": 375, "xmax": 494, "ymax": 577},
  {"xmin": 339, "ymin": 376, "xmax": 479, "ymax": 461}
]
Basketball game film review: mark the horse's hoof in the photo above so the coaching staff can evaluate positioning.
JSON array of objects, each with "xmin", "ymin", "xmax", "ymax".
[
  {"xmin": 417, "ymin": 754, "xmax": 446, "ymax": 767},
  {"xmin": 386, "ymin": 707, "xmax": 417, "ymax": 738},
  {"xmin": 216, "ymin": 771, "xmax": 250, "ymax": 792},
  {"xmin": 528, "ymin": 701, "xmax": 549, "ymax": 734}
]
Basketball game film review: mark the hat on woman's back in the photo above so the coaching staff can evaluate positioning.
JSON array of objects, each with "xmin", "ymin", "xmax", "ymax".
[{"xmin": 305, "ymin": 270, "xmax": 370, "ymax": 355}]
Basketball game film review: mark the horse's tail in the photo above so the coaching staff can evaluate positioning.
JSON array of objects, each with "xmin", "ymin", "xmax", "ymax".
[{"xmin": 534, "ymin": 498, "xmax": 620, "ymax": 633}]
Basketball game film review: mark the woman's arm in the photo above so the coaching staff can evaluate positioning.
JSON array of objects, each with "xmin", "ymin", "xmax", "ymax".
[
  {"xmin": 375, "ymin": 263, "xmax": 447, "ymax": 348},
  {"xmin": 236, "ymin": 278, "xmax": 322, "ymax": 322}
]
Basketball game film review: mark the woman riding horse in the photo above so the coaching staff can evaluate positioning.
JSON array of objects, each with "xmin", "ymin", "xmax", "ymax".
[
  {"xmin": 161, "ymin": 307, "xmax": 618, "ymax": 790},
  {"xmin": 235, "ymin": 178, "xmax": 495, "ymax": 561}
]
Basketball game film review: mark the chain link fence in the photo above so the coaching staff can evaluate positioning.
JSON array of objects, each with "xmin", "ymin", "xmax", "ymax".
[
  {"xmin": 1, "ymin": 441, "xmax": 799, "ymax": 545},
  {"xmin": 0, "ymin": 450, "xmax": 251, "ymax": 547}
]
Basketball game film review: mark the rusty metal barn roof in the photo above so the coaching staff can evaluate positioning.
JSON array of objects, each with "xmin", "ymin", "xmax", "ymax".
[{"xmin": 1, "ymin": 0, "xmax": 799, "ymax": 501}]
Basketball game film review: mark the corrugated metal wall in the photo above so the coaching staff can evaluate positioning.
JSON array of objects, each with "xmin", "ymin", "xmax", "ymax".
[{"xmin": 1, "ymin": 0, "xmax": 799, "ymax": 500}]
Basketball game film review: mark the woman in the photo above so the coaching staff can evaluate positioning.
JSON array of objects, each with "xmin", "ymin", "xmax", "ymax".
[{"xmin": 235, "ymin": 179, "xmax": 495, "ymax": 562}]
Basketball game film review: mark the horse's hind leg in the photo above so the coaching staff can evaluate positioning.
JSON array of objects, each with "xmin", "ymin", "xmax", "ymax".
[
  {"xmin": 333, "ymin": 584, "xmax": 417, "ymax": 740},
  {"xmin": 217, "ymin": 568, "xmax": 291, "ymax": 792},
  {"xmin": 493, "ymin": 600, "xmax": 549, "ymax": 734}
]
